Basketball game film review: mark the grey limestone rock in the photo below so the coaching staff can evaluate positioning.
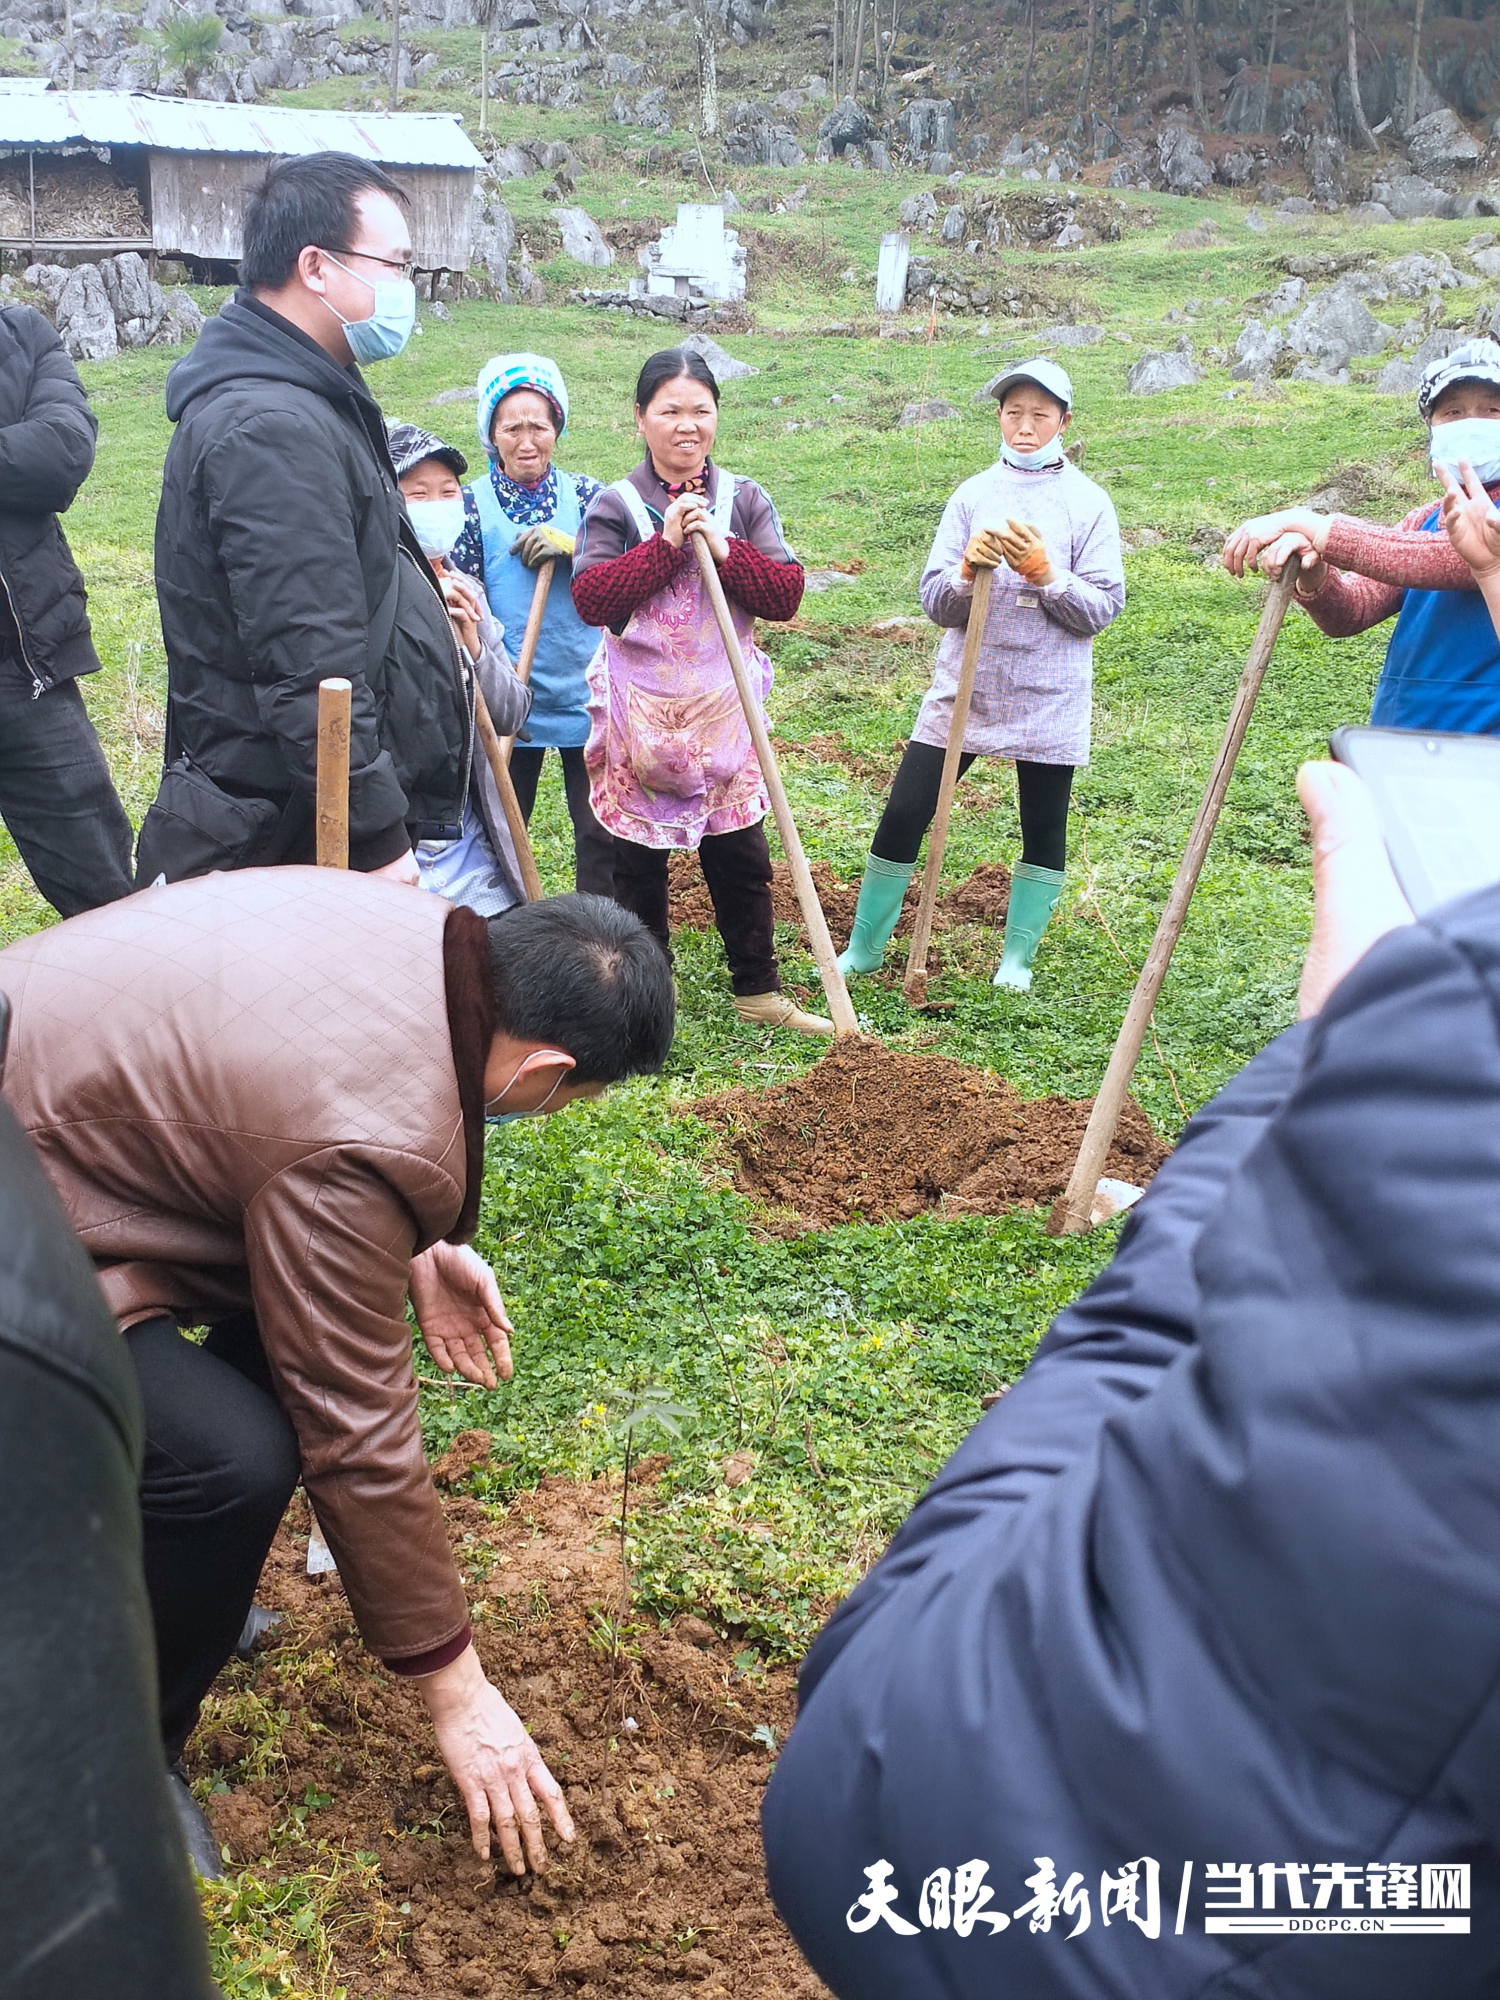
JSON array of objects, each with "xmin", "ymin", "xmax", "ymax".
[
  {"xmin": 1350, "ymin": 201, "xmax": 1396, "ymax": 224},
  {"xmin": 489, "ymin": 142, "xmax": 537, "ymax": 180},
  {"xmin": 1039, "ymin": 324, "xmax": 1104, "ymax": 347},
  {"xmin": 55, "ymin": 263, "xmax": 116, "ymax": 362},
  {"xmin": 678, "ymin": 329, "xmax": 757, "ymax": 381},
  {"xmin": 1157, "ymin": 126, "xmax": 1211, "ymax": 196},
  {"xmin": 100, "ymin": 250, "xmax": 158, "ymax": 329},
  {"xmin": 151, "ymin": 288, "xmax": 203, "ymax": 347},
  {"xmin": 818, "ymin": 94, "xmax": 869, "ymax": 155},
  {"xmin": 940, "ymin": 204, "xmax": 966, "ymax": 243},
  {"xmin": 898, "ymin": 398, "xmax": 960, "ymax": 425},
  {"xmin": 470, "ymin": 195, "xmax": 517, "ymax": 300},
  {"xmin": 556, "ymin": 208, "xmax": 613, "ymax": 268},
  {"xmin": 1127, "ymin": 350, "xmax": 1202, "ymax": 394},
  {"xmin": 635, "ymin": 84, "xmax": 670, "ymax": 128},
  {"xmin": 1405, "ymin": 106, "xmax": 1483, "ymax": 180},
  {"xmin": 21, "ymin": 263, "xmax": 69, "ymax": 308},
  {"xmin": 1381, "ymin": 251, "xmax": 1460, "ymax": 298},
  {"xmin": 1231, "ymin": 319, "xmax": 1284, "ymax": 380},
  {"xmin": 1369, "ymin": 174, "xmax": 1454, "ymax": 221},
  {"xmin": 898, "ymin": 191, "xmax": 937, "ymax": 229},
  {"xmin": 1285, "ymin": 283, "xmax": 1395, "ymax": 370},
  {"xmin": 1265, "ymin": 276, "xmax": 1307, "ymax": 315},
  {"xmin": 899, "ymin": 98, "xmax": 957, "ymax": 158}
]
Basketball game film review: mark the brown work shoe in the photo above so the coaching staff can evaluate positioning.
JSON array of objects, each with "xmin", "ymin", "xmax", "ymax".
[{"xmin": 733, "ymin": 991, "xmax": 836, "ymax": 1037}]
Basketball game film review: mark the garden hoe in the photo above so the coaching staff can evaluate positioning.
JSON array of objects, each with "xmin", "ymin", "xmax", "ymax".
[
  {"xmin": 903, "ymin": 562, "xmax": 998, "ymax": 1010},
  {"xmin": 496, "ymin": 555, "xmax": 555, "ymax": 764},
  {"xmin": 691, "ymin": 531, "xmax": 860, "ymax": 1037},
  {"xmin": 1048, "ymin": 561, "xmax": 1302, "ymax": 1236}
]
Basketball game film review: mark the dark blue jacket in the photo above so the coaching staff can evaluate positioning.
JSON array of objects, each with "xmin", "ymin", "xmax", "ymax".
[{"xmin": 764, "ymin": 888, "xmax": 1500, "ymax": 1999}]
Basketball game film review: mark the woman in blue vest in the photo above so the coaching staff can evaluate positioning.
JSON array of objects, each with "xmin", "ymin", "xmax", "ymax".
[
  {"xmin": 1221, "ymin": 340, "xmax": 1500, "ymax": 734},
  {"xmin": 453, "ymin": 353, "xmax": 614, "ymax": 894}
]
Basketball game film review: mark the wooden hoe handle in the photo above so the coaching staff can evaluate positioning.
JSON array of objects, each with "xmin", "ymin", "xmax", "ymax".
[
  {"xmin": 316, "ymin": 677, "xmax": 351, "ymax": 869},
  {"xmin": 498, "ymin": 558, "xmax": 557, "ymax": 765},
  {"xmin": 690, "ymin": 533, "xmax": 859, "ymax": 1037},
  {"xmin": 903, "ymin": 565, "xmax": 996, "ymax": 1004},
  {"xmin": 475, "ymin": 684, "xmax": 544, "ymax": 901},
  {"xmin": 1048, "ymin": 564, "xmax": 1301, "ymax": 1236}
]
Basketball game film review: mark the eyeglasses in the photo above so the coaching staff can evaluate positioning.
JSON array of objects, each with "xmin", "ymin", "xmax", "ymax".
[
  {"xmin": 495, "ymin": 421, "xmax": 556, "ymax": 442},
  {"xmin": 321, "ymin": 246, "xmax": 414, "ymax": 274}
]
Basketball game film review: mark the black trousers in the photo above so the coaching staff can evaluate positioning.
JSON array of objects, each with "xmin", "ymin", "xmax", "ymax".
[
  {"xmin": 612, "ymin": 819, "xmax": 779, "ymax": 997},
  {"xmin": 124, "ymin": 1314, "xmax": 300, "ymax": 1762},
  {"xmin": 872, "ymin": 744, "xmax": 1075, "ymax": 874},
  {"xmin": 0, "ymin": 675, "xmax": 134, "ymax": 917},
  {"xmin": 508, "ymin": 744, "xmax": 616, "ymax": 897}
]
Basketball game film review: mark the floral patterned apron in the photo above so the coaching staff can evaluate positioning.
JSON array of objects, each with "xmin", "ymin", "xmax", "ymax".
[{"xmin": 585, "ymin": 474, "xmax": 773, "ymax": 850}]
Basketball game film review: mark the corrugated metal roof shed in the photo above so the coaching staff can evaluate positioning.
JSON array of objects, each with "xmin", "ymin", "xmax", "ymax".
[{"xmin": 0, "ymin": 90, "xmax": 485, "ymax": 170}]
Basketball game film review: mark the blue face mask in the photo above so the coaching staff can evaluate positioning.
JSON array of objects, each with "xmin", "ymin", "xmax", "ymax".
[
  {"xmin": 485, "ymin": 1059, "xmax": 567, "ymax": 1127},
  {"xmin": 1000, "ymin": 435, "xmax": 1067, "ymax": 471},
  {"xmin": 320, "ymin": 252, "xmax": 416, "ymax": 366},
  {"xmin": 1430, "ymin": 415, "xmax": 1500, "ymax": 486}
]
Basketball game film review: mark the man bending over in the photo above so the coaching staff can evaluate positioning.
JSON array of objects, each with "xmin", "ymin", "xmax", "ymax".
[{"xmin": 0, "ymin": 874, "xmax": 673, "ymax": 1875}]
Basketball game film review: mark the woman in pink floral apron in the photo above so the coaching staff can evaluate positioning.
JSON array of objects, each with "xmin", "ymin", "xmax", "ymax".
[{"xmin": 572, "ymin": 348, "xmax": 831, "ymax": 1036}]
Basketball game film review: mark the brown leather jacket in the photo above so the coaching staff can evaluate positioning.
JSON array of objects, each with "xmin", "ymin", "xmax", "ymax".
[{"xmin": 0, "ymin": 867, "xmax": 496, "ymax": 1666}]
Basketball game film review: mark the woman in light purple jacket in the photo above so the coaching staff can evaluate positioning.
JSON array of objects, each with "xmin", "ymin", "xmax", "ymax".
[{"xmin": 838, "ymin": 359, "xmax": 1124, "ymax": 991}]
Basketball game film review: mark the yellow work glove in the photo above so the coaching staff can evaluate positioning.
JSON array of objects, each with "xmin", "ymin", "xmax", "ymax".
[
  {"xmin": 995, "ymin": 517, "xmax": 1052, "ymax": 583},
  {"xmin": 510, "ymin": 524, "xmax": 575, "ymax": 569},
  {"xmin": 959, "ymin": 527, "xmax": 1009, "ymax": 582}
]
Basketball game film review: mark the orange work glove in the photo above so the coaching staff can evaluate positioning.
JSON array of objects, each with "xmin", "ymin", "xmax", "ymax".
[
  {"xmin": 960, "ymin": 527, "xmax": 1009, "ymax": 582},
  {"xmin": 995, "ymin": 517, "xmax": 1051, "ymax": 583}
]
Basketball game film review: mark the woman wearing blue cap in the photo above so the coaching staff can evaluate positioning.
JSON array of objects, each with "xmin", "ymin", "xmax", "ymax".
[
  {"xmin": 450, "ymin": 353, "xmax": 614, "ymax": 894},
  {"xmin": 838, "ymin": 359, "xmax": 1125, "ymax": 992}
]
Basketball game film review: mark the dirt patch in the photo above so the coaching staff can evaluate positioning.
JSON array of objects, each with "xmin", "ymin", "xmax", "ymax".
[
  {"xmin": 667, "ymin": 853, "xmax": 1011, "ymax": 947},
  {"xmin": 190, "ymin": 1483, "xmax": 829, "ymax": 2000},
  {"xmin": 690, "ymin": 1038, "xmax": 1168, "ymax": 1227}
]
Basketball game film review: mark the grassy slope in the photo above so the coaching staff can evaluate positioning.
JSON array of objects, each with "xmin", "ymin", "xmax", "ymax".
[{"xmin": 10, "ymin": 168, "xmax": 1476, "ymax": 1990}]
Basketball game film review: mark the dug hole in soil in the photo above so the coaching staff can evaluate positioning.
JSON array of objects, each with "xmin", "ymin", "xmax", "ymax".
[
  {"xmin": 692, "ymin": 1038, "xmax": 1170, "ymax": 1229},
  {"xmin": 192, "ymin": 1480, "xmax": 830, "ymax": 2000}
]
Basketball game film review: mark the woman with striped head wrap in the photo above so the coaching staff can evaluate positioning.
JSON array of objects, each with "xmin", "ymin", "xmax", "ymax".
[{"xmin": 450, "ymin": 352, "xmax": 614, "ymax": 895}]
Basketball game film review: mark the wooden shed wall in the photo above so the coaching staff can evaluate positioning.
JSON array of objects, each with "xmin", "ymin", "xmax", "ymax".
[{"xmin": 147, "ymin": 153, "xmax": 473, "ymax": 268}]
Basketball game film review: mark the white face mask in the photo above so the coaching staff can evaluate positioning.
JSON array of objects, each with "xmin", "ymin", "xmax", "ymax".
[
  {"xmin": 405, "ymin": 495, "xmax": 466, "ymax": 557},
  {"xmin": 1429, "ymin": 415, "xmax": 1500, "ymax": 485},
  {"xmin": 1000, "ymin": 435, "xmax": 1067, "ymax": 471}
]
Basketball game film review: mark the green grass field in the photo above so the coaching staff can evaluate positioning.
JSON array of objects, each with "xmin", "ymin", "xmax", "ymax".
[{"xmin": 6, "ymin": 169, "xmax": 1468, "ymax": 1989}]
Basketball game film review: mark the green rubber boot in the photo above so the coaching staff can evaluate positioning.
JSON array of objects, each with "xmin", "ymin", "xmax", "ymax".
[
  {"xmin": 836, "ymin": 854, "xmax": 916, "ymax": 977},
  {"xmin": 993, "ymin": 863, "xmax": 1065, "ymax": 991}
]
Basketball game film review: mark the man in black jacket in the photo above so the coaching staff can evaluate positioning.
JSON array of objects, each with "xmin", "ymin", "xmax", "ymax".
[
  {"xmin": 765, "ymin": 764, "xmax": 1500, "ymax": 1998},
  {"xmin": 148, "ymin": 150, "xmax": 466, "ymax": 884},
  {"xmin": 0, "ymin": 305, "xmax": 133, "ymax": 915},
  {"xmin": 0, "ymin": 1061, "xmax": 217, "ymax": 1995}
]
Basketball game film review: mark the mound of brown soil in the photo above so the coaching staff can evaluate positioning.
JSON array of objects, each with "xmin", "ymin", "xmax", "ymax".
[
  {"xmin": 667, "ymin": 854, "xmax": 1010, "ymax": 947},
  {"xmin": 191, "ymin": 1483, "xmax": 829, "ymax": 2000},
  {"xmin": 690, "ymin": 1038, "xmax": 1168, "ymax": 1227}
]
